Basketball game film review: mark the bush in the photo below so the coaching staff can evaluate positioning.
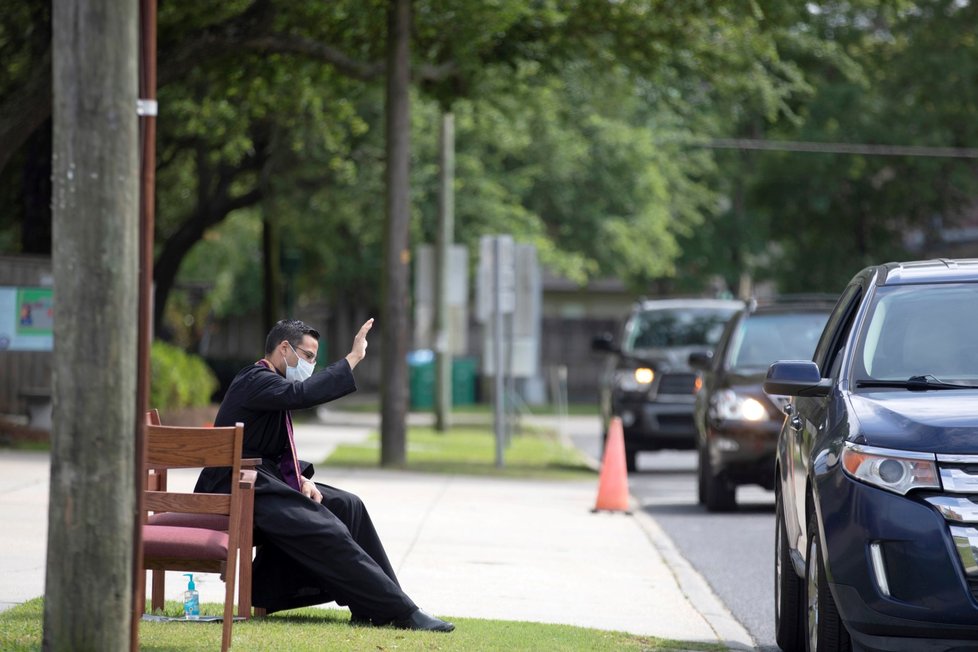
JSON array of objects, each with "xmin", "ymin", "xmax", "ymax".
[{"xmin": 150, "ymin": 341, "xmax": 219, "ymax": 411}]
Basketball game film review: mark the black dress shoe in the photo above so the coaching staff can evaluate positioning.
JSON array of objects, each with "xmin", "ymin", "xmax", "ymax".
[
  {"xmin": 391, "ymin": 609, "xmax": 455, "ymax": 632},
  {"xmin": 349, "ymin": 614, "xmax": 372, "ymax": 627}
]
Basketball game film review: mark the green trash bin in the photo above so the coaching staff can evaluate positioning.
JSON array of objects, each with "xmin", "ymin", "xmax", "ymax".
[
  {"xmin": 407, "ymin": 349, "xmax": 435, "ymax": 410},
  {"xmin": 451, "ymin": 356, "xmax": 478, "ymax": 406}
]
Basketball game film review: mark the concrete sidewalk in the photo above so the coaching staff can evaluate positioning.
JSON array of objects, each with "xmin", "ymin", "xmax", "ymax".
[{"xmin": 0, "ymin": 414, "xmax": 753, "ymax": 649}]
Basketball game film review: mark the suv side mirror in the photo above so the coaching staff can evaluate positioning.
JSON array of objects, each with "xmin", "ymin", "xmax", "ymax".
[
  {"xmin": 591, "ymin": 332, "xmax": 618, "ymax": 353},
  {"xmin": 763, "ymin": 360, "xmax": 833, "ymax": 397},
  {"xmin": 688, "ymin": 350, "xmax": 713, "ymax": 371}
]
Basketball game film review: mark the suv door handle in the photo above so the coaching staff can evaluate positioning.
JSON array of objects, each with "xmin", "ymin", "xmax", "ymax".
[{"xmin": 789, "ymin": 416, "xmax": 802, "ymax": 430}]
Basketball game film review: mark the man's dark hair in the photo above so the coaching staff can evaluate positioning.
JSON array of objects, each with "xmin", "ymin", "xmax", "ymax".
[{"xmin": 265, "ymin": 319, "xmax": 320, "ymax": 354}]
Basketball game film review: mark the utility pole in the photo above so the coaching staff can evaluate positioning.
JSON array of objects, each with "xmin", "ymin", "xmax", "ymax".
[
  {"xmin": 434, "ymin": 110, "xmax": 455, "ymax": 431},
  {"xmin": 47, "ymin": 0, "xmax": 139, "ymax": 648}
]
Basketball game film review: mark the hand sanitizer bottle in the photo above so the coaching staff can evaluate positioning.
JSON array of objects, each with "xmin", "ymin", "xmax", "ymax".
[{"xmin": 183, "ymin": 573, "xmax": 200, "ymax": 619}]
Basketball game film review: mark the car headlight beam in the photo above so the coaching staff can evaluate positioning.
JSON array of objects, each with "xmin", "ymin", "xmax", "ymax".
[
  {"xmin": 841, "ymin": 442, "xmax": 940, "ymax": 495},
  {"xmin": 615, "ymin": 368, "xmax": 654, "ymax": 392},
  {"xmin": 711, "ymin": 389, "xmax": 769, "ymax": 422}
]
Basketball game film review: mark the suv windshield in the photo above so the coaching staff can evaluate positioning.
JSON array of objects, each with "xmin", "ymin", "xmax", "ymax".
[
  {"xmin": 624, "ymin": 308, "xmax": 733, "ymax": 351},
  {"xmin": 728, "ymin": 312, "xmax": 829, "ymax": 371},
  {"xmin": 853, "ymin": 283, "xmax": 978, "ymax": 385}
]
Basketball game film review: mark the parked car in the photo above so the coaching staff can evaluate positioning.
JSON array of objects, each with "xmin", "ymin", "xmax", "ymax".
[
  {"xmin": 691, "ymin": 297, "xmax": 834, "ymax": 511},
  {"xmin": 765, "ymin": 259, "xmax": 978, "ymax": 652},
  {"xmin": 592, "ymin": 298, "xmax": 741, "ymax": 471}
]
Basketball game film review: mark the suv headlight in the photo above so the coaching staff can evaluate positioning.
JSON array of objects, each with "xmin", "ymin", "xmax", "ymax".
[
  {"xmin": 615, "ymin": 368, "xmax": 654, "ymax": 392},
  {"xmin": 841, "ymin": 442, "xmax": 939, "ymax": 495},
  {"xmin": 711, "ymin": 389, "xmax": 769, "ymax": 422}
]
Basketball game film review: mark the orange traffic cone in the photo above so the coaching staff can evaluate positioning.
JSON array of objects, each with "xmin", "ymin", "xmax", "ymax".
[{"xmin": 592, "ymin": 416, "xmax": 631, "ymax": 513}]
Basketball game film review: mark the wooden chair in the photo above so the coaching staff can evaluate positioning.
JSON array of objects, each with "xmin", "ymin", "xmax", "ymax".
[
  {"xmin": 141, "ymin": 419, "xmax": 254, "ymax": 652},
  {"xmin": 144, "ymin": 409, "xmax": 260, "ymax": 620}
]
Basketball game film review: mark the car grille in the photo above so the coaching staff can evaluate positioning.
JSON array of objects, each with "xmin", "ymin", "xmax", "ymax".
[
  {"xmin": 657, "ymin": 373, "xmax": 698, "ymax": 395},
  {"xmin": 925, "ymin": 460, "xmax": 978, "ymax": 601}
]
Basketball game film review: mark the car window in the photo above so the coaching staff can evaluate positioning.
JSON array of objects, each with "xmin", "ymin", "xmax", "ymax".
[
  {"xmin": 813, "ymin": 284, "xmax": 861, "ymax": 375},
  {"xmin": 624, "ymin": 308, "xmax": 735, "ymax": 351},
  {"xmin": 727, "ymin": 312, "xmax": 830, "ymax": 371},
  {"xmin": 853, "ymin": 283, "xmax": 978, "ymax": 382}
]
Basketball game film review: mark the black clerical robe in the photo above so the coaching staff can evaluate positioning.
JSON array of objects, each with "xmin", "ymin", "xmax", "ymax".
[{"xmin": 195, "ymin": 359, "xmax": 416, "ymax": 619}]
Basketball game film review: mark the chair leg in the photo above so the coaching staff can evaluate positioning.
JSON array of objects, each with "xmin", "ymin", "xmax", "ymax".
[
  {"xmin": 221, "ymin": 557, "xmax": 237, "ymax": 652},
  {"xmin": 137, "ymin": 574, "xmax": 147, "ymax": 616},
  {"xmin": 237, "ymin": 547, "xmax": 253, "ymax": 619},
  {"xmin": 151, "ymin": 570, "xmax": 165, "ymax": 614}
]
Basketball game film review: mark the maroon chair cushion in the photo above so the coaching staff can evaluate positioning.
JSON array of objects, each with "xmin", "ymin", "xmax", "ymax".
[
  {"xmin": 143, "ymin": 524, "xmax": 229, "ymax": 560},
  {"xmin": 148, "ymin": 512, "xmax": 229, "ymax": 531}
]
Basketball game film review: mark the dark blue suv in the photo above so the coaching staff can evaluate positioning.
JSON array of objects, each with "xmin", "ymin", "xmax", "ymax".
[{"xmin": 765, "ymin": 259, "xmax": 978, "ymax": 652}]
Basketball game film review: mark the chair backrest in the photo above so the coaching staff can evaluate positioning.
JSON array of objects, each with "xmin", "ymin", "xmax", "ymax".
[
  {"xmin": 145, "ymin": 410, "xmax": 165, "ymax": 491},
  {"xmin": 144, "ymin": 422, "xmax": 244, "ymax": 517}
]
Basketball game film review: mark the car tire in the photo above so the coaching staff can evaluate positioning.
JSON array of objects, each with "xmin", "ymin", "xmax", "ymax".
[
  {"xmin": 625, "ymin": 446, "xmax": 638, "ymax": 473},
  {"xmin": 805, "ymin": 516, "xmax": 851, "ymax": 652},
  {"xmin": 775, "ymin": 492, "xmax": 804, "ymax": 651},
  {"xmin": 697, "ymin": 446, "xmax": 707, "ymax": 505},
  {"xmin": 703, "ymin": 454, "xmax": 736, "ymax": 512}
]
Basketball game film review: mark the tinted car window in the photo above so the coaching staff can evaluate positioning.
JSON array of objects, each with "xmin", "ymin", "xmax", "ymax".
[
  {"xmin": 727, "ymin": 312, "xmax": 829, "ymax": 371},
  {"xmin": 813, "ymin": 284, "xmax": 861, "ymax": 374},
  {"xmin": 852, "ymin": 282, "xmax": 978, "ymax": 383},
  {"xmin": 623, "ymin": 308, "xmax": 732, "ymax": 351}
]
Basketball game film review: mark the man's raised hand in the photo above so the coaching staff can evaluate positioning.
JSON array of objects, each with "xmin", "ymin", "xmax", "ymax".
[{"xmin": 346, "ymin": 318, "xmax": 374, "ymax": 369}]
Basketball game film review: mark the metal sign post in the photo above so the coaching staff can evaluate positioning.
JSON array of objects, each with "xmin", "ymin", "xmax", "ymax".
[{"xmin": 478, "ymin": 235, "xmax": 515, "ymax": 468}]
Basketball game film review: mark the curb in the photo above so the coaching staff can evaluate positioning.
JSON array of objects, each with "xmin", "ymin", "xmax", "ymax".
[
  {"xmin": 631, "ymin": 505, "xmax": 756, "ymax": 651},
  {"xmin": 586, "ymin": 443, "xmax": 755, "ymax": 650}
]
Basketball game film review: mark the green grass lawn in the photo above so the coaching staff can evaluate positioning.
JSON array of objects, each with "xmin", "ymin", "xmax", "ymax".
[
  {"xmin": 331, "ymin": 399, "xmax": 599, "ymax": 417},
  {"xmin": 322, "ymin": 425, "xmax": 597, "ymax": 480},
  {"xmin": 0, "ymin": 599, "xmax": 721, "ymax": 651}
]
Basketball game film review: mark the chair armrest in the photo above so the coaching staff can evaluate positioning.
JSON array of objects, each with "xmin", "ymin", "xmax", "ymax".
[
  {"xmin": 238, "ymin": 469, "xmax": 258, "ymax": 490},
  {"xmin": 241, "ymin": 458, "xmax": 262, "ymax": 469}
]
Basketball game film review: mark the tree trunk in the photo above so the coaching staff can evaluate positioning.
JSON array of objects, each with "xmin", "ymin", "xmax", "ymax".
[
  {"xmin": 380, "ymin": 0, "xmax": 411, "ymax": 467},
  {"xmin": 262, "ymin": 207, "xmax": 282, "ymax": 334},
  {"xmin": 0, "ymin": 49, "xmax": 52, "ymax": 179},
  {"xmin": 151, "ymin": 183, "xmax": 262, "ymax": 335},
  {"xmin": 46, "ymin": 0, "xmax": 139, "ymax": 649}
]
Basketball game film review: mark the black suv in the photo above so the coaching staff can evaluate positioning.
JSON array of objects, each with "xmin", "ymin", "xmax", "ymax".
[
  {"xmin": 766, "ymin": 259, "xmax": 978, "ymax": 651},
  {"xmin": 592, "ymin": 298, "xmax": 740, "ymax": 471},
  {"xmin": 690, "ymin": 297, "xmax": 834, "ymax": 511}
]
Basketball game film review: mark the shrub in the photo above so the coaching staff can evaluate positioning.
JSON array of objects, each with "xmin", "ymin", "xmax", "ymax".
[{"xmin": 150, "ymin": 341, "xmax": 219, "ymax": 411}]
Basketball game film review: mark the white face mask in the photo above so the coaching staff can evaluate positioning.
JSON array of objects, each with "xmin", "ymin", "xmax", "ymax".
[{"xmin": 285, "ymin": 342, "xmax": 315, "ymax": 382}]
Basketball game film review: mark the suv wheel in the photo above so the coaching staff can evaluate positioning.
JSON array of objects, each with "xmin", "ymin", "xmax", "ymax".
[
  {"xmin": 805, "ymin": 517, "xmax": 851, "ymax": 652},
  {"xmin": 625, "ymin": 446, "xmax": 638, "ymax": 473},
  {"xmin": 703, "ymin": 451, "xmax": 736, "ymax": 512},
  {"xmin": 696, "ymin": 446, "xmax": 707, "ymax": 505},
  {"xmin": 775, "ymin": 492, "xmax": 804, "ymax": 651}
]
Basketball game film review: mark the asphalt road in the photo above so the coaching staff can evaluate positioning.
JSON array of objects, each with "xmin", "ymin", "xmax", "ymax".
[{"xmin": 569, "ymin": 429, "xmax": 779, "ymax": 651}]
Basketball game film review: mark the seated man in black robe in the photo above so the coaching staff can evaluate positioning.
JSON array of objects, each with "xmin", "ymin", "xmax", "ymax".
[{"xmin": 195, "ymin": 318, "xmax": 454, "ymax": 632}]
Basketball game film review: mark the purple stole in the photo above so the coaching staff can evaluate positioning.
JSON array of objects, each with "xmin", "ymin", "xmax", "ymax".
[{"xmin": 257, "ymin": 359, "xmax": 303, "ymax": 491}]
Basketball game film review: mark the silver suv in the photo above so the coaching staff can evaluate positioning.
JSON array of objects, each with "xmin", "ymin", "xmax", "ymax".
[{"xmin": 592, "ymin": 298, "xmax": 740, "ymax": 471}]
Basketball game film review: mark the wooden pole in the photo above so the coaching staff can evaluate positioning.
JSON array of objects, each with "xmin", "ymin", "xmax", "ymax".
[
  {"xmin": 47, "ymin": 0, "xmax": 139, "ymax": 648},
  {"xmin": 434, "ymin": 110, "xmax": 455, "ymax": 431},
  {"xmin": 132, "ymin": 0, "xmax": 157, "ymax": 646}
]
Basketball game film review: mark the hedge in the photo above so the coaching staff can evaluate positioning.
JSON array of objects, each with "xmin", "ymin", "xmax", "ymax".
[{"xmin": 150, "ymin": 341, "xmax": 219, "ymax": 412}]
